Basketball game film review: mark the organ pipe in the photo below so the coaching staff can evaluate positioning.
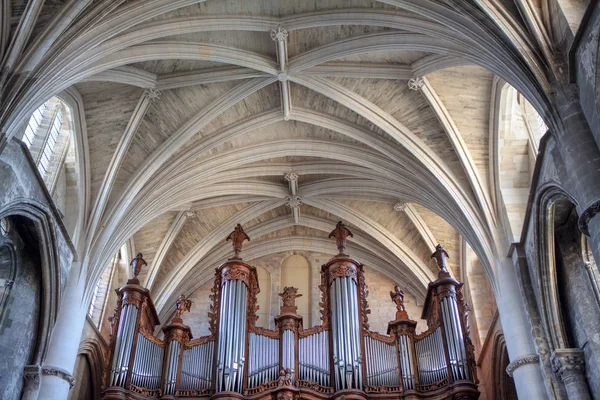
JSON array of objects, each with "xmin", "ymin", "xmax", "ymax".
[{"xmin": 102, "ymin": 227, "xmax": 479, "ymax": 400}]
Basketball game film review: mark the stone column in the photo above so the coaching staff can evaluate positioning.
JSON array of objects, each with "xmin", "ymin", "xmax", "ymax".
[
  {"xmin": 552, "ymin": 87, "xmax": 600, "ymax": 268},
  {"xmin": 36, "ymin": 262, "xmax": 87, "ymax": 400},
  {"xmin": 498, "ymin": 253, "xmax": 547, "ymax": 399},
  {"xmin": 551, "ymin": 349, "xmax": 592, "ymax": 400}
]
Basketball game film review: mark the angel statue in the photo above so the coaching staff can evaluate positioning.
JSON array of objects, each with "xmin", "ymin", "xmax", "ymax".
[
  {"xmin": 175, "ymin": 294, "xmax": 193, "ymax": 318},
  {"xmin": 277, "ymin": 368, "xmax": 293, "ymax": 386},
  {"xmin": 390, "ymin": 284, "xmax": 406, "ymax": 313},
  {"xmin": 226, "ymin": 223, "xmax": 251, "ymax": 258},
  {"xmin": 431, "ymin": 244, "xmax": 450, "ymax": 274},
  {"xmin": 130, "ymin": 253, "xmax": 147, "ymax": 280}
]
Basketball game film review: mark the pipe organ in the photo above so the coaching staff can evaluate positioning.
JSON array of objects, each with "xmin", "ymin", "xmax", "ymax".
[{"xmin": 102, "ymin": 223, "xmax": 479, "ymax": 400}]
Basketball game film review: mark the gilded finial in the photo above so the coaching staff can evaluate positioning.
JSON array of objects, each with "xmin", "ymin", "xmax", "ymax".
[
  {"xmin": 328, "ymin": 221, "xmax": 353, "ymax": 255},
  {"xmin": 226, "ymin": 223, "xmax": 250, "ymax": 259},
  {"xmin": 431, "ymin": 244, "xmax": 450, "ymax": 275}
]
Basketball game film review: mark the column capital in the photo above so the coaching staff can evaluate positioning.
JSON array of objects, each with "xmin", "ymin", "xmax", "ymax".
[
  {"xmin": 23, "ymin": 364, "xmax": 42, "ymax": 390},
  {"xmin": 41, "ymin": 365, "xmax": 76, "ymax": 388},
  {"xmin": 505, "ymin": 353, "xmax": 540, "ymax": 377},
  {"xmin": 408, "ymin": 77, "xmax": 424, "ymax": 91},
  {"xmin": 551, "ymin": 348, "xmax": 586, "ymax": 378},
  {"xmin": 578, "ymin": 200, "xmax": 600, "ymax": 235}
]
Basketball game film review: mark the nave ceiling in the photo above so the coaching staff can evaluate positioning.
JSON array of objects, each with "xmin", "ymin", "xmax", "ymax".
[{"xmin": 0, "ymin": 0, "xmax": 554, "ymax": 321}]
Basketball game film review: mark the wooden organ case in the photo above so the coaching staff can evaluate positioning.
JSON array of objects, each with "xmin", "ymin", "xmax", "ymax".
[{"xmin": 102, "ymin": 223, "xmax": 479, "ymax": 400}]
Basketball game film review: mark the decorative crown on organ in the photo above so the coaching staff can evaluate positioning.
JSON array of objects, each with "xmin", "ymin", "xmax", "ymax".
[{"xmin": 102, "ymin": 222, "xmax": 479, "ymax": 400}]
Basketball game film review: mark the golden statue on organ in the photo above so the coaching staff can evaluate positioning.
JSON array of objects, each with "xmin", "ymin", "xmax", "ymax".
[{"xmin": 102, "ymin": 222, "xmax": 479, "ymax": 400}]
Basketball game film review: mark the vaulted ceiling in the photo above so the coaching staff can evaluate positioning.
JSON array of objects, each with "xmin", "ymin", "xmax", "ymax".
[{"xmin": 1, "ymin": 0, "xmax": 557, "ymax": 319}]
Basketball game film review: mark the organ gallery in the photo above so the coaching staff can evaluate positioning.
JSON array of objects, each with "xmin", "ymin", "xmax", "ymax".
[{"xmin": 102, "ymin": 222, "xmax": 478, "ymax": 400}]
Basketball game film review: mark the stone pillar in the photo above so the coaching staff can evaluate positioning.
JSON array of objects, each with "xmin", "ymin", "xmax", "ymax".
[
  {"xmin": 552, "ymin": 87, "xmax": 600, "ymax": 268},
  {"xmin": 36, "ymin": 262, "xmax": 86, "ymax": 400},
  {"xmin": 551, "ymin": 349, "xmax": 592, "ymax": 400},
  {"xmin": 498, "ymin": 253, "xmax": 547, "ymax": 399}
]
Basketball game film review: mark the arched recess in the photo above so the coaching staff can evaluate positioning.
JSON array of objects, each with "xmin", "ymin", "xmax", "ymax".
[
  {"xmin": 0, "ymin": 201, "xmax": 64, "ymax": 368},
  {"xmin": 281, "ymin": 255, "xmax": 312, "ymax": 326},
  {"xmin": 255, "ymin": 266, "xmax": 272, "ymax": 328},
  {"xmin": 538, "ymin": 185, "xmax": 600, "ymax": 398},
  {"xmin": 68, "ymin": 339, "xmax": 105, "ymax": 400},
  {"xmin": 491, "ymin": 78, "xmax": 546, "ymax": 242},
  {"xmin": 491, "ymin": 333, "xmax": 518, "ymax": 400},
  {"xmin": 0, "ymin": 215, "xmax": 44, "ymax": 399}
]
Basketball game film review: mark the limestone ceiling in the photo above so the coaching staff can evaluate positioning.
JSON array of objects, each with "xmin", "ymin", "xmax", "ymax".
[{"xmin": 1, "ymin": 0, "xmax": 555, "ymax": 317}]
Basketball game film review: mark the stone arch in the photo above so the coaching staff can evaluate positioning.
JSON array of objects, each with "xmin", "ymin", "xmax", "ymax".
[
  {"xmin": 0, "ymin": 201, "xmax": 63, "ymax": 367},
  {"xmin": 0, "ymin": 213, "xmax": 45, "ymax": 399},
  {"xmin": 281, "ymin": 254, "xmax": 312, "ymax": 326},
  {"xmin": 492, "ymin": 78, "xmax": 546, "ymax": 242},
  {"xmin": 537, "ymin": 185, "xmax": 600, "ymax": 398},
  {"xmin": 491, "ymin": 333, "xmax": 518, "ymax": 400},
  {"xmin": 68, "ymin": 339, "xmax": 105, "ymax": 400},
  {"xmin": 0, "ymin": 228, "xmax": 17, "ymax": 327}
]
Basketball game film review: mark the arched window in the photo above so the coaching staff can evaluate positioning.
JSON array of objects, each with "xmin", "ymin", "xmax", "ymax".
[
  {"xmin": 21, "ymin": 97, "xmax": 74, "ymax": 192},
  {"xmin": 255, "ymin": 266, "xmax": 272, "ymax": 328},
  {"xmin": 281, "ymin": 255, "xmax": 311, "ymax": 325},
  {"xmin": 88, "ymin": 250, "xmax": 121, "ymax": 327}
]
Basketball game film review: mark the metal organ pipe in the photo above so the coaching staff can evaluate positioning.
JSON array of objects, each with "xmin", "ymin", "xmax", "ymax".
[{"xmin": 330, "ymin": 275, "xmax": 362, "ymax": 391}]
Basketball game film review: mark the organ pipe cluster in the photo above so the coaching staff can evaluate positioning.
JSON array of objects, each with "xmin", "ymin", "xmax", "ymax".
[{"xmin": 102, "ymin": 223, "xmax": 479, "ymax": 400}]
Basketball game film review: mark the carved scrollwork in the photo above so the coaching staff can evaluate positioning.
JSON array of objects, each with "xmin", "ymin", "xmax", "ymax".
[
  {"xmin": 365, "ymin": 385, "xmax": 403, "ymax": 393},
  {"xmin": 297, "ymin": 380, "xmax": 334, "ymax": 393},
  {"xmin": 186, "ymin": 335, "xmax": 215, "ymax": 348},
  {"xmin": 41, "ymin": 365, "xmax": 76, "ymax": 388},
  {"xmin": 208, "ymin": 269, "xmax": 221, "ymax": 335},
  {"xmin": 251, "ymin": 326, "xmax": 280, "ymax": 338},
  {"xmin": 129, "ymin": 383, "xmax": 161, "ymax": 397},
  {"xmin": 364, "ymin": 330, "xmax": 396, "ymax": 343},
  {"xmin": 358, "ymin": 266, "xmax": 370, "ymax": 330},
  {"xmin": 329, "ymin": 261, "xmax": 357, "ymax": 282},
  {"xmin": 505, "ymin": 354, "xmax": 540, "ymax": 377},
  {"xmin": 298, "ymin": 324, "xmax": 328, "ymax": 338}
]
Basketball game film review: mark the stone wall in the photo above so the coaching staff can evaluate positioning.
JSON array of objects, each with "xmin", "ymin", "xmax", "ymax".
[{"xmin": 0, "ymin": 139, "xmax": 75, "ymax": 399}]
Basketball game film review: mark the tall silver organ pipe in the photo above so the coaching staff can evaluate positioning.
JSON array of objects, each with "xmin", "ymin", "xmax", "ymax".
[
  {"xmin": 415, "ymin": 327, "xmax": 448, "ymax": 386},
  {"xmin": 330, "ymin": 275, "xmax": 362, "ymax": 390},
  {"xmin": 247, "ymin": 333, "xmax": 279, "ymax": 388},
  {"xmin": 179, "ymin": 340, "xmax": 214, "ymax": 391},
  {"xmin": 397, "ymin": 333, "xmax": 416, "ymax": 390},
  {"xmin": 215, "ymin": 267, "xmax": 251, "ymax": 393},
  {"xmin": 163, "ymin": 340, "xmax": 181, "ymax": 395},
  {"xmin": 110, "ymin": 303, "xmax": 139, "ymax": 387},
  {"xmin": 130, "ymin": 333, "xmax": 163, "ymax": 390},
  {"xmin": 441, "ymin": 295, "xmax": 469, "ymax": 380},
  {"xmin": 364, "ymin": 335, "xmax": 400, "ymax": 387},
  {"xmin": 281, "ymin": 330, "xmax": 295, "ymax": 380},
  {"xmin": 298, "ymin": 330, "xmax": 330, "ymax": 386}
]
